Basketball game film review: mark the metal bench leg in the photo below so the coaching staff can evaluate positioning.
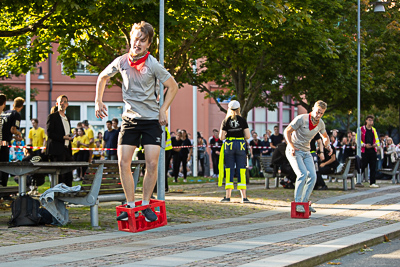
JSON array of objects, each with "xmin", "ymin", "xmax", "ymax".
[
  {"xmin": 90, "ymin": 199, "xmax": 100, "ymax": 228},
  {"xmin": 275, "ymin": 177, "xmax": 279, "ymax": 188},
  {"xmin": 328, "ymin": 176, "xmax": 332, "ymax": 183},
  {"xmin": 343, "ymin": 177, "xmax": 347, "ymax": 191},
  {"xmin": 351, "ymin": 176, "xmax": 355, "ymax": 190},
  {"xmin": 392, "ymin": 174, "xmax": 396, "ymax": 184},
  {"xmin": 264, "ymin": 175, "xmax": 269, "ymax": 189}
]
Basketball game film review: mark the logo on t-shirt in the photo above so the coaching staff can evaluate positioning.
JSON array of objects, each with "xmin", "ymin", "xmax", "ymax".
[
  {"xmin": 140, "ymin": 66, "xmax": 148, "ymax": 74},
  {"xmin": 229, "ymin": 119, "xmax": 240, "ymax": 129}
]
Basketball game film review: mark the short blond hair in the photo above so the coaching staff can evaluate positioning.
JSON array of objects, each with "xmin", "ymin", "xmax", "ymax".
[
  {"xmin": 13, "ymin": 97, "xmax": 25, "ymax": 108},
  {"xmin": 314, "ymin": 100, "xmax": 327, "ymax": 110}
]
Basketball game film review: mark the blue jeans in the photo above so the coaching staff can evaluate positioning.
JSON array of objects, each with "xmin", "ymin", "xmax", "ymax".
[{"xmin": 285, "ymin": 148, "xmax": 316, "ymax": 202}]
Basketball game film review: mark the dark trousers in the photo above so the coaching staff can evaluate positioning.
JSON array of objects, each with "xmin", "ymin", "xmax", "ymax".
[
  {"xmin": 198, "ymin": 156, "xmax": 205, "ymax": 176},
  {"xmin": 49, "ymin": 147, "xmax": 74, "ymax": 187},
  {"xmin": 362, "ymin": 152, "xmax": 377, "ymax": 185},
  {"xmin": 212, "ymin": 153, "xmax": 219, "ymax": 175},
  {"xmin": 173, "ymin": 153, "xmax": 188, "ymax": 180},
  {"xmin": 252, "ymin": 155, "xmax": 261, "ymax": 172},
  {"xmin": 75, "ymin": 150, "xmax": 89, "ymax": 178},
  {"xmin": 0, "ymin": 146, "xmax": 10, "ymax": 187},
  {"xmin": 224, "ymin": 140, "xmax": 247, "ymax": 188}
]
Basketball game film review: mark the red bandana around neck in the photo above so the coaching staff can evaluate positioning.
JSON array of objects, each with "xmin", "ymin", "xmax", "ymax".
[
  {"xmin": 309, "ymin": 113, "xmax": 319, "ymax": 131},
  {"xmin": 128, "ymin": 51, "xmax": 150, "ymax": 71}
]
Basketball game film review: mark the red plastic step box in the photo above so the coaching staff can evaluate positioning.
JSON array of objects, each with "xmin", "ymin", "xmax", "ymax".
[
  {"xmin": 291, "ymin": 201, "xmax": 311, "ymax": 219},
  {"xmin": 116, "ymin": 199, "xmax": 168, "ymax": 233}
]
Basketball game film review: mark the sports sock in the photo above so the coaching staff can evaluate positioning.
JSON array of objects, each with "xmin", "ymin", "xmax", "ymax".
[
  {"xmin": 127, "ymin": 202, "xmax": 135, "ymax": 208},
  {"xmin": 142, "ymin": 200, "xmax": 149, "ymax": 206}
]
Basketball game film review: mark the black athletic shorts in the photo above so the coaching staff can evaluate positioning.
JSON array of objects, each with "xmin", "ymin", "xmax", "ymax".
[{"xmin": 118, "ymin": 115, "xmax": 162, "ymax": 147}]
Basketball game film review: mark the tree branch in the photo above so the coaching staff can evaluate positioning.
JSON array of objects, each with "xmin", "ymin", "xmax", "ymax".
[{"xmin": 0, "ymin": 2, "xmax": 58, "ymax": 37}]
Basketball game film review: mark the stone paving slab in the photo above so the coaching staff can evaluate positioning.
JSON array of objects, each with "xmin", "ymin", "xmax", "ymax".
[{"xmin": 1, "ymin": 186, "xmax": 399, "ymax": 267}]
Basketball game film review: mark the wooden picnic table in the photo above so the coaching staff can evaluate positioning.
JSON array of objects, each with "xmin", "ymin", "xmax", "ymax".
[{"xmin": 0, "ymin": 161, "xmax": 89, "ymax": 195}]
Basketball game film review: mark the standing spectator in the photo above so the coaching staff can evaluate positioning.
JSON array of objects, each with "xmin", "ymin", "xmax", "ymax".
[
  {"xmin": 0, "ymin": 96, "xmax": 24, "ymax": 187},
  {"xmin": 270, "ymin": 125, "xmax": 284, "ymax": 152},
  {"xmin": 358, "ymin": 115, "xmax": 380, "ymax": 188},
  {"xmin": 179, "ymin": 129, "xmax": 192, "ymax": 182},
  {"xmin": 46, "ymin": 95, "xmax": 74, "ymax": 187},
  {"xmin": 96, "ymin": 132, "xmax": 103, "ymax": 147},
  {"xmin": 260, "ymin": 133, "xmax": 271, "ymax": 156},
  {"xmin": 112, "ymin": 118, "xmax": 120, "ymax": 131},
  {"xmin": 92, "ymin": 139, "xmax": 104, "ymax": 160},
  {"xmin": 219, "ymin": 100, "xmax": 251, "ymax": 203},
  {"xmin": 209, "ymin": 129, "xmax": 223, "ymax": 178},
  {"xmin": 73, "ymin": 127, "xmax": 90, "ymax": 181},
  {"xmin": 197, "ymin": 132, "xmax": 207, "ymax": 176},
  {"xmin": 171, "ymin": 130, "xmax": 183, "ymax": 183},
  {"xmin": 103, "ymin": 120, "xmax": 119, "ymax": 160},
  {"xmin": 249, "ymin": 132, "xmax": 262, "ymax": 176},
  {"xmin": 284, "ymin": 100, "xmax": 331, "ymax": 213},
  {"xmin": 82, "ymin": 120, "xmax": 95, "ymax": 163},
  {"xmin": 28, "ymin": 118, "xmax": 46, "ymax": 156}
]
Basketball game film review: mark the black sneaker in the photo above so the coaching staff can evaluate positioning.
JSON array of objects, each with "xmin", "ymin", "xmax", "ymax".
[
  {"xmin": 117, "ymin": 206, "xmax": 139, "ymax": 221},
  {"xmin": 142, "ymin": 208, "xmax": 158, "ymax": 222},
  {"xmin": 241, "ymin": 198, "xmax": 250, "ymax": 203},
  {"xmin": 220, "ymin": 197, "xmax": 230, "ymax": 202}
]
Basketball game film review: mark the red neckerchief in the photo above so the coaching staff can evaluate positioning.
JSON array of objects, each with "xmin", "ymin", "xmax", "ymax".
[
  {"xmin": 128, "ymin": 51, "xmax": 150, "ymax": 70},
  {"xmin": 309, "ymin": 113, "xmax": 319, "ymax": 131}
]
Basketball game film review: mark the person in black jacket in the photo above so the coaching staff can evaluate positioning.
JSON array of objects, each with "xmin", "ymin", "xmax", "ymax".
[{"xmin": 46, "ymin": 95, "xmax": 74, "ymax": 186}]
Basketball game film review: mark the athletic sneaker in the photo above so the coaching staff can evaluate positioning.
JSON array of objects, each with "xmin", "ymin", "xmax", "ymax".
[
  {"xmin": 241, "ymin": 198, "xmax": 250, "ymax": 203},
  {"xmin": 309, "ymin": 206, "xmax": 316, "ymax": 213},
  {"xmin": 73, "ymin": 177, "xmax": 82, "ymax": 182},
  {"xmin": 142, "ymin": 208, "xmax": 158, "ymax": 222},
  {"xmin": 220, "ymin": 197, "xmax": 230, "ymax": 202},
  {"xmin": 116, "ymin": 206, "xmax": 139, "ymax": 221},
  {"xmin": 370, "ymin": 184, "xmax": 380, "ymax": 188},
  {"xmin": 296, "ymin": 205, "xmax": 306, "ymax": 213}
]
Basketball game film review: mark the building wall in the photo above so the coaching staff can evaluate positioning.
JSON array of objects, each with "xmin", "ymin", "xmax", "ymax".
[{"xmin": 0, "ymin": 44, "xmax": 305, "ymax": 148}]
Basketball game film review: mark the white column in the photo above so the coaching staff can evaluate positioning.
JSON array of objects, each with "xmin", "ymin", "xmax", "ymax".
[
  {"xmin": 25, "ymin": 71, "xmax": 31, "ymax": 143},
  {"xmin": 192, "ymin": 60, "xmax": 198, "ymax": 177}
]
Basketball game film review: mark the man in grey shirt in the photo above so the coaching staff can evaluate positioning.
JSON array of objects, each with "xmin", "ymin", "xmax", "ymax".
[
  {"xmin": 95, "ymin": 21, "xmax": 178, "ymax": 222},
  {"xmin": 284, "ymin": 100, "xmax": 331, "ymax": 213}
]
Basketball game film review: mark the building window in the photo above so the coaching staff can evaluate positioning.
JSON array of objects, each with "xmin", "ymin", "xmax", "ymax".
[
  {"xmin": 66, "ymin": 105, "xmax": 81, "ymax": 121},
  {"xmin": 75, "ymin": 61, "xmax": 98, "ymax": 75}
]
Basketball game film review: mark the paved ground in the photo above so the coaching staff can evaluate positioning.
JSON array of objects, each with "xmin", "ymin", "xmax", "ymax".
[{"xmin": 0, "ymin": 179, "xmax": 400, "ymax": 266}]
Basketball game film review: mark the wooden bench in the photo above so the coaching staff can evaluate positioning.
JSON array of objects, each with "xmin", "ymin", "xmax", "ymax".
[
  {"xmin": 0, "ymin": 186, "xmax": 19, "ymax": 198},
  {"xmin": 379, "ymin": 159, "xmax": 400, "ymax": 184},
  {"xmin": 260, "ymin": 156, "xmax": 278, "ymax": 189},
  {"xmin": 326, "ymin": 156, "xmax": 356, "ymax": 191},
  {"xmin": 56, "ymin": 160, "xmax": 145, "ymax": 227}
]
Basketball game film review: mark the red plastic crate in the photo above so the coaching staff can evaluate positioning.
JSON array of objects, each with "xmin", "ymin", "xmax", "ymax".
[
  {"xmin": 291, "ymin": 201, "xmax": 311, "ymax": 219},
  {"xmin": 116, "ymin": 199, "xmax": 168, "ymax": 233}
]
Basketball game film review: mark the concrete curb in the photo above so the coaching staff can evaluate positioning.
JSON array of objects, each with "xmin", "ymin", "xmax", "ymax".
[{"xmin": 289, "ymin": 228, "xmax": 400, "ymax": 267}]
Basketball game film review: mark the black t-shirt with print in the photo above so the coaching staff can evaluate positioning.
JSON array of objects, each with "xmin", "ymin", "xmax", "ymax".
[
  {"xmin": 221, "ymin": 115, "xmax": 249, "ymax": 138},
  {"xmin": 1, "ymin": 110, "xmax": 21, "ymax": 142},
  {"xmin": 171, "ymin": 136, "xmax": 183, "ymax": 155}
]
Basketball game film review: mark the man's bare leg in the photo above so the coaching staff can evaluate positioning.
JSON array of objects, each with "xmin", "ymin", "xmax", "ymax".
[
  {"xmin": 142, "ymin": 144, "xmax": 161, "ymax": 202},
  {"xmin": 118, "ymin": 145, "xmax": 137, "ymax": 203}
]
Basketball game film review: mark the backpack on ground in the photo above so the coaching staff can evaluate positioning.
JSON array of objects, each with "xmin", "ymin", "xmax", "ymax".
[{"xmin": 8, "ymin": 195, "xmax": 41, "ymax": 227}]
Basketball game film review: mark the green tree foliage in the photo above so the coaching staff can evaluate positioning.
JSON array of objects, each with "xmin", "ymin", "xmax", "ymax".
[{"xmin": 0, "ymin": 84, "xmax": 38, "ymax": 100}]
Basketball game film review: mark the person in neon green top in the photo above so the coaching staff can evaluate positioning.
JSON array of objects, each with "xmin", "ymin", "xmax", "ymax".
[
  {"xmin": 73, "ymin": 128, "xmax": 90, "ymax": 181},
  {"xmin": 82, "ymin": 120, "xmax": 95, "ymax": 163},
  {"xmin": 28, "ymin": 118, "xmax": 46, "ymax": 156}
]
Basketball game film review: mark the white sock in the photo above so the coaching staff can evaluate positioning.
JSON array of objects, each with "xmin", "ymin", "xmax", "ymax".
[
  {"xmin": 127, "ymin": 202, "xmax": 135, "ymax": 208},
  {"xmin": 142, "ymin": 200, "xmax": 149, "ymax": 206}
]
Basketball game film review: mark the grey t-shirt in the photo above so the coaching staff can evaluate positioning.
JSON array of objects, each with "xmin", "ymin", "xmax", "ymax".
[
  {"xmin": 102, "ymin": 54, "xmax": 171, "ymax": 120},
  {"xmin": 289, "ymin": 114, "xmax": 326, "ymax": 152}
]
